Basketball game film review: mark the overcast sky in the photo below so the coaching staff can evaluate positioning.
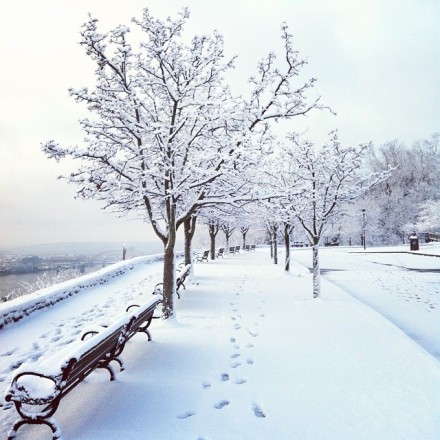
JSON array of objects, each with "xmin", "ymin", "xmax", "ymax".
[{"xmin": 0, "ymin": 0, "xmax": 439, "ymax": 248}]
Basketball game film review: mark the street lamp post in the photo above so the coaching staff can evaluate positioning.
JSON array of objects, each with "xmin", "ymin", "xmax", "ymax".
[{"xmin": 362, "ymin": 209, "xmax": 366, "ymax": 250}]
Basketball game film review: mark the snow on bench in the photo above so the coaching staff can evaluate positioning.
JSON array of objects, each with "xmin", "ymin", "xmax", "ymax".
[
  {"xmin": 4, "ymin": 296, "xmax": 162, "ymax": 440},
  {"xmin": 194, "ymin": 250, "xmax": 209, "ymax": 263},
  {"xmin": 152, "ymin": 263, "xmax": 191, "ymax": 299}
]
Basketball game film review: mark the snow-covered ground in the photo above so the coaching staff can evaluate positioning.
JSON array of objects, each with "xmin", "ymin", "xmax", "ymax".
[
  {"xmin": 1, "ymin": 245, "xmax": 439, "ymax": 439},
  {"xmin": 288, "ymin": 243, "xmax": 440, "ymax": 360}
]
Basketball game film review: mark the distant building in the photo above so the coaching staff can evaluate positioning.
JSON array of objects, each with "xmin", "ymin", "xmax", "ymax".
[{"xmin": 21, "ymin": 256, "xmax": 43, "ymax": 270}]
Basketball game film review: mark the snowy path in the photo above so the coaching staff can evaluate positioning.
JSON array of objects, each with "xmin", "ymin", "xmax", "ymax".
[
  {"xmin": 288, "ymin": 246, "xmax": 440, "ymax": 360},
  {"xmin": 1, "ymin": 248, "xmax": 440, "ymax": 439}
]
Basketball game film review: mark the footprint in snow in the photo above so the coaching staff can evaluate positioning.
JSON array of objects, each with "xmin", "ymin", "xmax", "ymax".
[
  {"xmin": 29, "ymin": 351, "xmax": 44, "ymax": 362},
  {"xmin": 221, "ymin": 373, "xmax": 230, "ymax": 382},
  {"xmin": 230, "ymin": 361, "xmax": 241, "ymax": 369},
  {"xmin": 57, "ymin": 337, "xmax": 76, "ymax": 346},
  {"xmin": 1, "ymin": 348, "xmax": 18, "ymax": 357},
  {"xmin": 229, "ymin": 337, "xmax": 236, "ymax": 343},
  {"xmin": 230, "ymin": 353, "xmax": 241, "ymax": 359},
  {"xmin": 252, "ymin": 403, "xmax": 266, "ymax": 418},
  {"xmin": 214, "ymin": 400, "xmax": 230, "ymax": 409},
  {"xmin": 234, "ymin": 378, "xmax": 247, "ymax": 385},
  {"xmin": 177, "ymin": 410, "xmax": 196, "ymax": 419},
  {"xmin": 202, "ymin": 381, "xmax": 211, "ymax": 389},
  {"xmin": 8, "ymin": 359, "xmax": 25, "ymax": 372}
]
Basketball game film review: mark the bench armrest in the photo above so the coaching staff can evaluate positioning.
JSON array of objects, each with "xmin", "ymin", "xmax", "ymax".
[{"xmin": 5, "ymin": 371, "xmax": 59, "ymax": 405}]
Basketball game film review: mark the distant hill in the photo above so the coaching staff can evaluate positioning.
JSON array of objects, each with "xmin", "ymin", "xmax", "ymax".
[{"xmin": 0, "ymin": 241, "xmax": 167, "ymax": 258}]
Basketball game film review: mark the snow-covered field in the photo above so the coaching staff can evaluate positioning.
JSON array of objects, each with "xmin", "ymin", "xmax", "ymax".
[{"xmin": 1, "ymin": 245, "xmax": 439, "ymax": 439}]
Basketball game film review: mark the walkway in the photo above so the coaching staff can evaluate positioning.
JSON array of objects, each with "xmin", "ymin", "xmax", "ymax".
[{"xmin": 1, "ymin": 249, "xmax": 439, "ymax": 439}]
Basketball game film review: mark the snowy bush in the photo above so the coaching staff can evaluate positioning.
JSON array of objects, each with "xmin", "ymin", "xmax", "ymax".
[{"xmin": 4, "ymin": 268, "xmax": 82, "ymax": 302}]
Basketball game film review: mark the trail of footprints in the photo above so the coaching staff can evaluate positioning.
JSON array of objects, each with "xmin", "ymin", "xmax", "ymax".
[{"xmin": 177, "ymin": 275, "xmax": 267, "ymax": 422}]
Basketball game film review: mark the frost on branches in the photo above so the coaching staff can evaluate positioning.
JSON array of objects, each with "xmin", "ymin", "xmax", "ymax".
[
  {"xmin": 42, "ymin": 8, "xmax": 328, "ymax": 318},
  {"xmin": 263, "ymin": 131, "xmax": 390, "ymax": 298}
]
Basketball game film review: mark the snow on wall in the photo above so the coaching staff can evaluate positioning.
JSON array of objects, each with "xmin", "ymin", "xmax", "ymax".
[{"xmin": 0, "ymin": 253, "xmax": 181, "ymax": 330}]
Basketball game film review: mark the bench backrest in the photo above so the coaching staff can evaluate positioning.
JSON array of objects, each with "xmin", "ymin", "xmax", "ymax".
[
  {"xmin": 127, "ymin": 298, "xmax": 160, "ymax": 337},
  {"xmin": 61, "ymin": 317, "xmax": 131, "ymax": 395},
  {"xmin": 6, "ymin": 315, "xmax": 132, "ymax": 407}
]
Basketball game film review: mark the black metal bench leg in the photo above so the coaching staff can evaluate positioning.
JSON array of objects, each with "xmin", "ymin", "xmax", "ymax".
[
  {"xmin": 145, "ymin": 328, "xmax": 152, "ymax": 341},
  {"xmin": 112, "ymin": 356, "xmax": 125, "ymax": 372},
  {"xmin": 8, "ymin": 417, "xmax": 61, "ymax": 440},
  {"xmin": 98, "ymin": 362, "xmax": 117, "ymax": 381},
  {"xmin": 137, "ymin": 326, "xmax": 152, "ymax": 341}
]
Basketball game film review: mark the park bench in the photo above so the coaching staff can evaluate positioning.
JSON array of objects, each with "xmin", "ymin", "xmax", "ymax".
[
  {"xmin": 235, "ymin": 245, "xmax": 241, "ymax": 253},
  {"xmin": 229, "ymin": 246, "xmax": 236, "ymax": 255},
  {"xmin": 152, "ymin": 263, "xmax": 191, "ymax": 299},
  {"xmin": 216, "ymin": 247, "xmax": 225, "ymax": 258},
  {"xmin": 194, "ymin": 250, "xmax": 209, "ymax": 263},
  {"xmin": 245, "ymin": 244, "xmax": 250, "ymax": 251},
  {"xmin": 5, "ymin": 297, "xmax": 161, "ymax": 440},
  {"xmin": 125, "ymin": 296, "xmax": 163, "ymax": 341},
  {"xmin": 250, "ymin": 244, "xmax": 256, "ymax": 251}
]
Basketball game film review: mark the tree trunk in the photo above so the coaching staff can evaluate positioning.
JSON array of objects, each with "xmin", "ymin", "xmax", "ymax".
[
  {"xmin": 242, "ymin": 231, "xmax": 247, "ymax": 249},
  {"xmin": 284, "ymin": 224, "xmax": 291, "ymax": 271},
  {"xmin": 273, "ymin": 227, "xmax": 278, "ymax": 265},
  {"xmin": 268, "ymin": 228, "xmax": 273, "ymax": 259},
  {"xmin": 223, "ymin": 231, "xmax": 230, "ymax": 250},
  {"xmin": 162, "ymin": 219, "xmax": 177, "ymax": 319},
  {"xmin": 184, "ymin": 216, "xmax": 197, "ymax": 266},
  {"xmin": 240, "ymin": 227, "xmax": 249, "ymax": 249},
  {"xmin": 209, "ymin": 224, "xmax": 217, "ymax": 260},
  {"xmin": 312, "ymin": 239, "xmax": 320, "ymax": 298}
]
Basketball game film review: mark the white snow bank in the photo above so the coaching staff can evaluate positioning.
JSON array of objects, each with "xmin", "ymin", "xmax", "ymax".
[{"xmin": 0, "ymin": 253, "xmax": 176, "ymax": 330}]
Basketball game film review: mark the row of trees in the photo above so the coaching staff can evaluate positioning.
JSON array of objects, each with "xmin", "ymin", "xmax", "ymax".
[{"xmin": 43, "ymin": 8, "xmax": 434, "ymax": 317}]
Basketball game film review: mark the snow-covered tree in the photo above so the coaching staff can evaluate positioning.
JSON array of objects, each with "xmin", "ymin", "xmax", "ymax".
[
  {"xmin": 42, "ymin": 10, "xmax": 238, "ymax": 319},
  {"xmin": 408, "ymin": 200, "xmax": 440, "ymax": 233},
  {"xmin": 362, "ymin": 134, "xmax": 440, "ymax": 244},
  {"xmin": 198, "ymin": 207, "xmax": 223, "ymax": 260},
  {"xmin": 274, "ymin": 131, "xmax": 388, "ymax": 297},
  {"xmin": 42, "ymin": 10, "xmax": 329, "ymax": 319},
  {"xmin": 221, "ymin": 222, "xmax": 236, "ymax": 250}
]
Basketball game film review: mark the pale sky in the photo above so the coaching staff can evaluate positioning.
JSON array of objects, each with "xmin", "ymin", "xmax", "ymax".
[{"xmin": 0, "ymin": 0, "xmax": 439, "ymax": 248}]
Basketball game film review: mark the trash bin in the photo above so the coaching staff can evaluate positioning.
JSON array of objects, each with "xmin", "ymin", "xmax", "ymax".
[{"xmin": 409, "ymin": 233, "xmax": 419, "ymax": 251}]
